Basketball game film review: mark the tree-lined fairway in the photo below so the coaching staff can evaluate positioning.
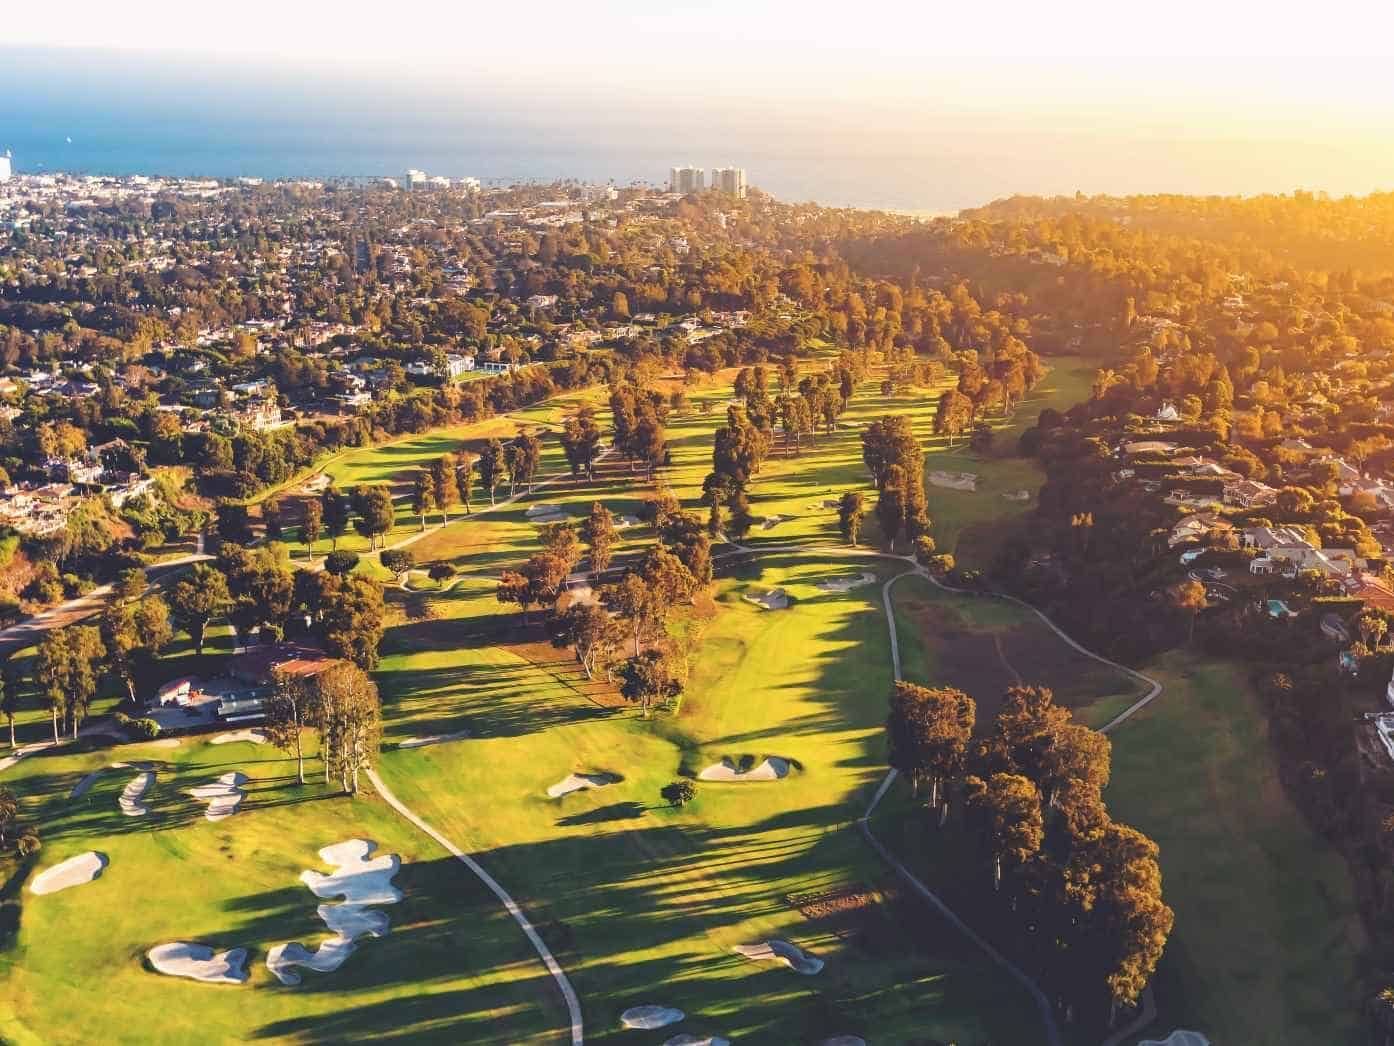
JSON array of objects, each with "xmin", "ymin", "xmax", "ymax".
[
  {"xmin": 375, "ymin": 554, "xmax": 1042, "ymax": 1044},
  {"xmin": 1, "ymin": 357, "xmax": 1115, "ymax": 1044}
]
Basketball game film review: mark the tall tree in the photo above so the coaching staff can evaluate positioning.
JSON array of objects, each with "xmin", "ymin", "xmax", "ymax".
[
  {"xmin": 317, "ymin": 576, "xmax": 385, "ymax": 671},
  {"xmin": 169, "ymin": 562, "xmax": 229, "ymax": 654},
  {"xmin": 313, "ymin": 662, "xmax": 382, "ymax": 795},
  {"xmin": 322, "ymin": 486, "xmax": 350, "ymax": 550},
  {"xmin": 432, "ymin": 455, "xmax": 459, "ymax": 522},
  {"xmin": 838, "ymin": 491, "xmax": 865, "ymax": 546},
  {"xmin": 266, "ymin": 670, "xmax": 317, "ymax": 785},
  {"xmin": 971, "ymin": 772, "xmax": 1044, "ymax": 890},
  {"xmin": 351, "ymin": 485, "xmax": 395, "ymax": 550},
  {"xmin": 582, "ymin": 502, "xmax": 618, "ymax": 576},
  {"xmin": 301, "ymin": 498, "xmax": 323, "ymax": 557},
  {"xmin": 411, "ymin": 470, "xmax": 435, "ymax": 530},
  {"xmin": 886, "ymin": 682, "xmax": 976, "ymax": 811},
  {"xmin": 477, "ymin": 439, "xmax": 505, "ymax": 506},
  {"xmin": 0, "ymin": 661, "xmax": 19, "ymax": 749},
  {"xmin": 455, "ymin": 451, "xmax": 476, "ymax": 514}
]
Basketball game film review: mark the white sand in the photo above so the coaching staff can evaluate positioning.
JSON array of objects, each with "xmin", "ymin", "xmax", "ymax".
[
  {"xmin": 119, "ymin": 768, "xmax": 155, "ymax": 816},
  {"xmin": 815, "ymin": 572, "xmax": 876, "ymax": 593},
  {"xmin": 188, "ymin": 771, "xmax": 248, "ymax": 821},
  {"xmin": 148, "ymin": 737, "xmax": 181, "ymax": 748},
  {"xmin": 266, "ymin": 839, "xmax": 403, "ymax": 986},
  {"xmin": 733, "ymin": 938, "xmax": 823, "ymax": 974},
  {"xmin": 399, "ymin": 728, "xmax": 470, "ymax": 750},
  {"xmin": 148, "ymin": 942, "xmax": 250, "ymax": 984},
  {"xmin": 620, "ymin": 1005, "xmax": 685, "ymax": 1030},
  {"xmin": 69, "ymin": 768, "xmax": 106, "ymax": 799},
  {"xmin": 665, "ymin": 1037, "xmax": 730, "ymax": 1046},
  {"xmin": 614, "ymin": 515, "xmax": 642, "ymax": 529},
  {"xmin": 1141, "ymin": 1033, "xmax": 1210, "ymax": 1046},
  {"xmin": 743, "ymin": 588, "xmax": 788, "ymax": 610},
  {"xmin": 30, "ymin": 851, "xmax": 107, "ymax": 895},
  {"xmin": 525, "ymin": 503, "xmax": 560, "ymax": 518},
  {"xmin": 759, "ymin": 514, "xmax": 789, "ymax": 531},
  {"xmin": 1002, "ymin": 489, "xmax": 1031, "ymax": 501},
  {"xmin": 821, "ymin": 1038, "xmax": 867, "ymax": 1046},
  {"xmin": 699, "ymin": 757, "xmax": 789, "ymax": 782},
  {"xmin": 547, "ymin": 772, "xmax": 618, "ymax": 798},
  {"xmin": 531, "ymin": 512, "xmax": 573, "ymax": 526},
  {"xmin": 928, "ymin": 470, "xmax": 978, "ymax": 492},
  {"xmin": 210, "ymin": 729, "xmax": 266, "ymax": 745}
]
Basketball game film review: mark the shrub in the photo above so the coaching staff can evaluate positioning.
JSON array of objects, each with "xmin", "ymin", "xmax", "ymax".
[
  {"xmin": 660, "ymin": 780, "xmax": 696, "ymax": 807},
  {"xmin": 17, "ymin": 829, "xmax": 41, "ymax": 856},
  {"xmin": 914, "ymin": 535, "xmax": 938, "ymax": 567},
  {"xmin": 324, "ymin": 550, "xmax": 360, "ymax": 576},
  {"xmin": 128, "ymin": 718, "xmax": 161, "ymax": 740}
]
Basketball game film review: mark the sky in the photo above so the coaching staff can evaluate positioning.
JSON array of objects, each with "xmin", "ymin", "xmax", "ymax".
[{"xmin": 5, "ymin": 2, "xmax": 1394, "ymax": 209}]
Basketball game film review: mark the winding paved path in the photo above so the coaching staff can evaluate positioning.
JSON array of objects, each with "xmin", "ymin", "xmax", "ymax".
[{"xmin": 366, "ymin": 768, "xmax": 584, "ymax": 1046}]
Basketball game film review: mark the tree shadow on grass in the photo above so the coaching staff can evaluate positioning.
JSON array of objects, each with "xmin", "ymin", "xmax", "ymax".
[{"xmin": 556, "ymin": 801, "xmax": 647, "ymax": 827}]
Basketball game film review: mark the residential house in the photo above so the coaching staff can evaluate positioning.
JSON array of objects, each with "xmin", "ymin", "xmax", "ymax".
[
  {"xmin": 1223, "ymin": 478, "xmax": 1278, "ymax": 509},
  {"xmin": 1169, "ymin": 512, "xmax": 1229, "ymax": 548}
]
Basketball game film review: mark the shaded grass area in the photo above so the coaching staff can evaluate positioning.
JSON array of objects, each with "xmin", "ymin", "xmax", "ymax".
[
  {"xmin": 891, "ymin": 575, "xmax": 1144, "ymax": 727},
  {"xmin": 1104, "ymin": 651, "xmax": 1365, "ymax": 1045}
]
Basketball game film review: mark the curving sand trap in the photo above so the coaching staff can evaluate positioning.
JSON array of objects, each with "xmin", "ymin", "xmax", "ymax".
[
  {"xmin": 1141, "ymin": 1033, "xmax": 1210, "ymax": 1046},
  {"xmin": 30, "ymin": 851, "xmax": 107, "ymax": 895},
  {"xmin": 820, "ymin": 1038, "xmax": 866, "ymax": 1046},
  {"xmin": 699, "ymin": 757, "xmax": 789, "ymax": 782},
  {"xmin": 188, "ymin": 772, "xmax": 248, "ymax": 821},
  {"xmin": 928, "ymin": 469, "xmax": 978, "ymax": 491},
  {"xmin": 210, "ymin": 729, "xmax": 266, "ymax": 745},
  {"xmin": 148, "ymin": 737, "xmax": 181, "ymax": 748},
  {"xmin": 399, "ymin": 728, "xmax": 470, "ymax": 750},
  {"xmin": 547, "ymin": 772, "xmax": 619, "ymax": 798},
  {"xmin": 525, "ymin": 502, "xmax": 561, "ymax": 518},
  {"xmin": 733, "ymin": 938, "xmax": 824, "ymax": 974},
  {"xmin": 620, "ymin": 1005, "xmax": 685, "ymax": 1030},
  {"xmin": 743, "ymin": 588, "xmax": 788, "ymax": 610},
  {"xmin": 69, "ymin": 768, "xmax": 106, "ymax": 799},
  {"xmin": 815, "ymin": 572, "xmax": 876, "ymax": 593},
  {"xmin": 665, "ymin": 1036, "xmax": 730, "ymax": 1046},
  {"xmin": 119, "ymin": 767, "xmax": 156, "ymax": 816},
  {"xmin": 759, "ymin": 514, "xmax": 789, "ymax": 531},
  {"xmin": 266, "ymin": 839, "xmax": 403, "ymax": 987},
  {"xmin": 148, "ymin": 942, "xmax": 249, "ymax": 984}
]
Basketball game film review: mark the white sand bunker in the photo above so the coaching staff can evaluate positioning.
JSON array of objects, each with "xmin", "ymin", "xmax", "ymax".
[
  {"xmin": 525, "ymin": 503, "xmax": 561, "ymax": 518},
  {"xmin": 148, "ymin": 942, "xmax": 249, "ymax": 985},
  {"xmin": 815, "ymin": 572, "xmax": 876, "ymax": 593},
  {"xmin": 210, "ymin": 729, "xmax": 266, "ymax": 745},
  {"xmin": 1002, "ymin": 489, "xmax": 1031, "ymax": 502},
  {"xmin": 733, "ymin": 938, "xmax": 823, "ymax": 974},
  {"xmin": 266, "ymin": 839, "xmax": 403, "ymax": 986},
  {"xmin": 547, "ymin": 772, "xmax": 619, "ymax": 798},
  {"xmin": 30, "ymin": 851, "xmax": 107, "ymax": 895},
  {"xmin": 821, "ymin": 1038, "xmax": 866, "ymax": 1046},
  {"xmin": 699, "ymin": 756, "xmax": 790, "ymax": 782},
  {"xmin": 928, "ymin": 470, "xmax": 978, "ymax": 491},
  {"xmin": 760, "ymin": 514, "xmax": 790, "ymax": 531},
  {"xmin": 743, "ymin": 588, "xmax": 788, "ymax": 610},
  {"xmin": 69, "ymin": 768, "xmax": 107, "ymax": 799},
  {"xmin": 148, "ymin": 737, "xmax": 181, "ymax": 749},
  {"xmin": 399, "ymin": 728, "xmax": 470, "ymax": 750},
  {"xmin": 665, "ymin": 1037, "xmax": 730, "ymax": 1046},
  {"xmin": 118, "ymin": 765, "xmax": 156, "ymax": 817},
  {"xmin": 1141, "ymin": 1033, "xmax": 1210, "ymax": 1046},
  {"xmin": 188, "ymin": 772, "xmax": 248, "ymax": 821},
  {"xmin": 620, "ymin": 1005, "xmax": 685, "ymax": 1030},
  {"xmin": 614, "ymin": 514, "xmax": 641, "ymax": 529}
]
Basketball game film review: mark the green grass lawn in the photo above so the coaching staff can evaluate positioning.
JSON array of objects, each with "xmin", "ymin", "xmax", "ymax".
[{"xmin": 0, "ymin": 734, "xmax": 567, "ymax": 1045}]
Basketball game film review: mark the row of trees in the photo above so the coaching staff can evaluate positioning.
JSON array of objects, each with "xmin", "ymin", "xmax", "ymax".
[
  {"xmin": 265, "ymin": 660, "xmax": 382, "ymax": 795},
  {"xmin": 887, "ymin": 682, "xmax": 1172, "ymax": 1027}
]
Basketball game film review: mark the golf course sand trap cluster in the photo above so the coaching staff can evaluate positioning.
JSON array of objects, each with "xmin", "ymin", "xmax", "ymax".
[
  {"xmin": 30, "ymin": 851, "xmax": 108, "ymax": 895},
  {"xmin": 928, "ymin": 469, "xmax": 978, "ymax": 491},
  {"xmin": 266, "ymin": 839, "xmax": 403, "ymax": 987},
  {"xmin": 69, "ymin": 768, "xmax": 107, "ymax": 799},
  {"xmin": 1141, "ymin": 1033, "xmax": 1211, "ymax": 1046},
  {"xmin": 148, "ymin": 942, "xmax": 250, "ymax": 984},
  {"xmin": 743, "ymin": 588, "xmax": 789, "ymax": 610},
  {"xmin": 815, "ymin": 572, "xmax": 876, "ymax": 593},
  {"xmin": 664, "ymin": 1036, "xmax": 730, "ymax": 1046},
  {"xmin": 187, "ymin": 772, "xmax": 248, "ymax": 821},
  {"xmin": 210, "ymin": 729, "xmax": 266, "ymax": 745},
  {"xmin": 117, "ymin": 765, "xmax": 156, "ymax": 816},
  {"xmin": 733, "ymin": 938, "xmax": 824, "ymax": 974},
  {"xmin": 620, "ymin": 1005, "xmax": 685, "ymax": 1029},
  {"xmin": 699, "ymin": 756, "xmax": 790, "ymax": 782},
  {"xmin": 399, "ymin": 728, "xmax": 470, "ymax": 749},
  {"xmin": 547, "ymin": 771, "xmax": 619, "ymax": 798}
]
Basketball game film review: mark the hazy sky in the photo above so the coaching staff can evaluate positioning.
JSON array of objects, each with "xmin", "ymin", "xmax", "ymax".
[{"xmin": 5, "ymin": 2, "xmax": 1394, "ymax": 208}]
